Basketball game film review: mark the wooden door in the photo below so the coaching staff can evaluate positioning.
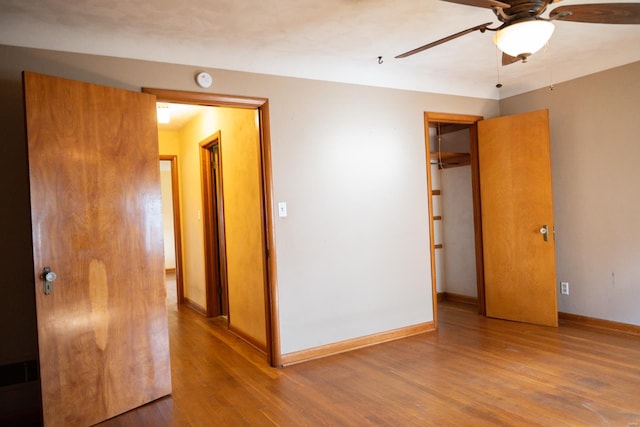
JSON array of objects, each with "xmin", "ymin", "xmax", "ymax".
[
  {"xmin": 24, "ymin": 72, "xmax": 172, "ymax": 426},
  {"xmin": 478, "ymin": 109, "xmax": 558, "ymax": 327},
  {"xmin": 201, "ymin": 138, "xmax": 229, "ymax": 318}
]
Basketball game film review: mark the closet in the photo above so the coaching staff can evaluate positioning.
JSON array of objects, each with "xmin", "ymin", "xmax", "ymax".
[{"xmin": 428, "ymin": 122, "xmax": 479, "ymax": 306}]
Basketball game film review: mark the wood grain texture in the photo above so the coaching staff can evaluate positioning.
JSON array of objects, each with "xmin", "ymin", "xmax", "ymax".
[
  {"xmin": 199, "ymin": 133, "xmax": 224, "ymax": 318},
  {"xmin": 478, "ymin": 109, "xmax": 558, "ymax": 327},
  {"xmin": 24, "ymin": 72, "xmax": 171, "ymax": 426},
  {"xmin": 98, "ymin": 301, "xmax": 640, "ymax": 426},
  {"xmin": 218, "ymin": 107, "xmax": 268, "ymax": 350}
]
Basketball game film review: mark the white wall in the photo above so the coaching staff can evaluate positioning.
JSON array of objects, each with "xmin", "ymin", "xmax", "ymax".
[
  {"xmin": 441, "ymin": 166, "xmax": 477, "ymax": 297},
  {"xmin": 0, "ymin": 44, "xmax": 500, "ymax": 358},
  {"xmin": 500, "ymin": 61, "xmax": 640, "ymax": 326},
  {"xmin": 159, "ymin": 163, "xmax": 176, "ymax": 270}
]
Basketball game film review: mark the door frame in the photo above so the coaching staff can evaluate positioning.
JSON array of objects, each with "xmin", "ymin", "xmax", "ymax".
[
  {"xmin": 160, "ymin": 154, "xmax": 185, "ymax": 305},
  {"xmin": 200, "ymin": 134, "xmax": 229, "ymax": 318},
  {"xmin": 143, "ymin": 87, "xmax": 281, "ymax": 367},
  {"xmin": 424, "ymin": 112, "xmax": 486, "ymax": 327}
]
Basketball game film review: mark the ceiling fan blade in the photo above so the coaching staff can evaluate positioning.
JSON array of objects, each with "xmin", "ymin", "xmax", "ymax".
[
  {"xmin": 441, "ymin": 0, "xmax": 511, "ymax": 9},
  {"xmin": 550, "ymin": 3, "xmax": 640, "ymax": 24},
  {"xmin": 395, "ymin": 22, "xmax": 493, "ymax": 59},
  {"xmin": 502, "ymin": 52, "xmax": 521, "ymax": 66}
]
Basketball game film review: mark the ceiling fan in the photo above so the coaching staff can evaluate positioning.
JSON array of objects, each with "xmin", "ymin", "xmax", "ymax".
[{"xmin": 396, "ymin": 1, "xmax": 640, "ymax": 65}]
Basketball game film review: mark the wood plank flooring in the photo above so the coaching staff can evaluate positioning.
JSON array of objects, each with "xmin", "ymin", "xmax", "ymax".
[{"xmin": 97, "ymin": 301, "xmax": 640, "ymax": 426}]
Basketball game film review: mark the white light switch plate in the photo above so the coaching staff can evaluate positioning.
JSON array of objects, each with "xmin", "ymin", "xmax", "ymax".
[{"xmin": 278, "ymin": 202, "xmax": 287, "ymax": 217}]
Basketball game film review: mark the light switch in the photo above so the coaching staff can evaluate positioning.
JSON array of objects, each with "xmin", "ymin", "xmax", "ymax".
[{"xmin": 278, "ymin": 202, "xmax": 287, "ymax": 218}]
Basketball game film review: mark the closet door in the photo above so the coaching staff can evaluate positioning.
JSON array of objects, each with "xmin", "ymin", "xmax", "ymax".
[{"xmin": 478, "ymin": 109, "xmax": 558, "ymax": 327}]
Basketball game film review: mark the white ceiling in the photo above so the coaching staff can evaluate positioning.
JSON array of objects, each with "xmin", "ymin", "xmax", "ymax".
[{"xmin": 1, "ymin": 0, "xmax": 639, "ymax": 99}]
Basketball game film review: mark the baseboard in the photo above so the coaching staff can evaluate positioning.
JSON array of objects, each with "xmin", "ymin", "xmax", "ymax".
[
  {"xmin": 228, "ymin": 323, "xmax": 268, "ymax": 358},
  {"xmin": 280, "ymin": 321, "xmax": 435, "ymax": 367},
  {"xmin": 183, "ymin": 298, "xmax": 207, "ymax": 317},
  {"xmin": 438, "ymin": 292, "xmax": 478, "ymax": 305},
  {"xmin": 559, "ymin": 312, "xmax": 640, "ymax": 336}
]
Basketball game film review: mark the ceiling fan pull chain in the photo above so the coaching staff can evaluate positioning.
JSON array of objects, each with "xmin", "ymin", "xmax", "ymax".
[
  {"xmin": 546, "ymin": 42, "xmax": 554, "ymax": 91},
  {"xmin": 495, "ymin": 44, "xmax": 503, "ymax": 90}
]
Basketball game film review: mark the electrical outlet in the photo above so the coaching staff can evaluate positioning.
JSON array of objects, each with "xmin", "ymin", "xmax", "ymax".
[{"xmin": 561, "ymin": 282, "xmax": 569, "ymax": 295}]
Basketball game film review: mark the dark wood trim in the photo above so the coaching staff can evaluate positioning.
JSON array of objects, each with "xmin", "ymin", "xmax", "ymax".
[
  {"xmin": 160, "ymin": 155, "xmax": 185, "ymax": 305},
  {"xmin": 228, "ymin": 325, "xmax": 268, "ymax": 358},
  {"xmin": 559, "ymin": 312, "xmax": 640, "ymax": 336},
  {"xmin": 199, "ymin": 133, "xmax": 224, "ymax": 318},
  {"xmin": 257, "ymin": 101, "xmax": 280, "ymax": 367},
  {"xmin": 441, "ymin": 292, "xmax": 478, "ymax": 305},
  {"xmin": 468, "ymin": 123, "xmax": 486, "ymax": 316},
  {"xmin": 142, "ymin": 88, "xmax": 267, "ymax": 109},
  {"xmin": 183, "ymin": 297, "xmax": 207, "ymax": 317},
  {"xmin": 280, "ymin": 322, "xmax": 435, "ymax": 366},
  {"xmin": 431, "ymin": 151, "xmax": 471, "ymax": 168},
  {"xmin": 213, "ymin": 144, "xmax": 230, "ymax": 317},
  {"xmin": 143, "ymin": 87, "xmax": 281, "ymax": 367}
]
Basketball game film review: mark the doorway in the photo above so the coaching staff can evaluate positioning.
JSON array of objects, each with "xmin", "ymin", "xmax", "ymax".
[
  {"xmin": 424, "ymin": 112, "xmax": 485, "ymax": 327},
  {"xmin": 160, "ymin": 155, "xmax": 185, "ymax": 306},
  {"xmin": 147, "ymin": 88, "xmax": 280, "ymax": 367}
]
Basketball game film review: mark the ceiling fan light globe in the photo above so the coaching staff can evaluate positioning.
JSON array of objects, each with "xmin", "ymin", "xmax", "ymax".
[{"xmin": 494, "ymin": 20, "xmax": 555, "ymax": 58}]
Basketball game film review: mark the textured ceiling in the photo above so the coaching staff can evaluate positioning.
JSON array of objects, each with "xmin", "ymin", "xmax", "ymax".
[{"xmin": 1, "ymin": 0, "xmax": 639, "ymax": 99}]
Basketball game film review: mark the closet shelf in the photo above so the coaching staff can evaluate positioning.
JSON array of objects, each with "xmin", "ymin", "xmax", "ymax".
[{"xmin": 430, "ymin": 152, "xmax": 470, "ymax": 169}]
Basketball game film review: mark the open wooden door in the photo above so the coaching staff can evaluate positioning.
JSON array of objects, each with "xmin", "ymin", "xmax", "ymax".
[
  {"xmin": 24, "ymin": 72, "xmax": 172, "ymax": 426},
  {"xmin": 478, "ymin": 109, "xmax": 558, "ymax": 327}
]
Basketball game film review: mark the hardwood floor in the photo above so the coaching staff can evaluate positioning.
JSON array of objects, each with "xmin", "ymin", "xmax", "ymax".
[{"xmin": 97, "ymin": 301, "xmax": 640, "ymax": 426}]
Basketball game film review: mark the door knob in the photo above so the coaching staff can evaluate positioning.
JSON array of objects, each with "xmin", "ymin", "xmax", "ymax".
[
  {"xmin": 41, "ymin": 267, "xmax": 57, "ymax": 295},
  {"xmin": 539, "ymin": 225, "xmax": 549, "ymax": 242}
]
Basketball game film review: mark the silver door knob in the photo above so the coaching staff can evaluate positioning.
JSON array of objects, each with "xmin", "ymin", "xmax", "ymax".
[
  {"xmin": 42, "ymin": 267, "xmax": 57, "ymax": 295},
  {"xmin": 540, "ymin": 225, "xmax": 549, "ymax": 242}
]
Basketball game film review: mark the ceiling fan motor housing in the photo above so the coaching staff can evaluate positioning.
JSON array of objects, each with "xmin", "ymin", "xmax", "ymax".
[{"xmin": 494, "ymin": 0, "xmax": 552, "ymax": 24}]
